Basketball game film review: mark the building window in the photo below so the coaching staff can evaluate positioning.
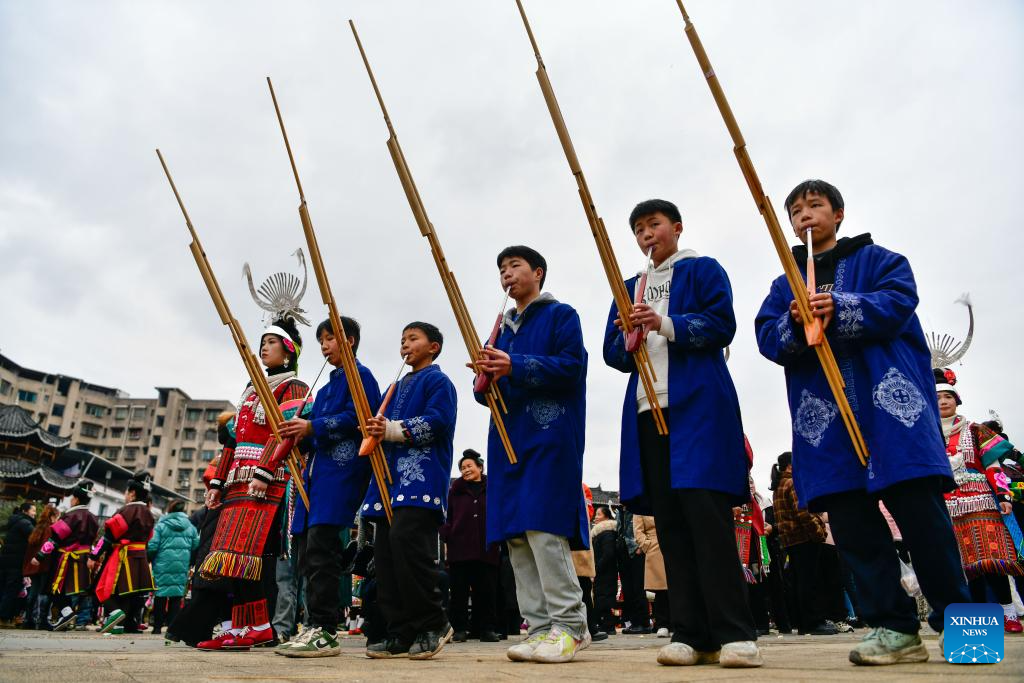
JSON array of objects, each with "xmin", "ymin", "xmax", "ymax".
[
  {"xmin": 196, "ymin": 469, "xmax": 206, "ymax": 482},
  {"xmin": 205, "ymin": 409, "xmax": 220, "ymax": 422},
  {"xmin": 194, "ymin": 490, "xmax": 206, "ymax": 504},
  {"xmin": 47, "ymin": 425, "xmax": 60, "ymax": 435},
  {"xmin": 17, "ymin": 389, "xmax": 37, "ymax": 403},
  {"xmin": 180, "ymin": 448, "xmax": 195, "ymax": 462},
  {"xmin": 85, "ymin": 403, "xmax": 105, "ymax": 418},
  {"xmin": 105, "ymin": 449, "xmax": 118, "ymax": 460},
  {"xmin": 0, "ymin": 379, "xmax": 11, "ymax": 395},
  {"xmin": 124, "ymin": 448, "xmax": 138, "ymax": 463},
  {"xmin": 186, "ymin": 408, "xmax": 202, "ymax": 422},
  {"xmin": 156, "ymin": 415, "xmax": 165, "ymax": 428},
  {"xmin": 201, "ymin": 449, "xmax": 216, "ymax": 462},
  {"xmin": 204, "ymin": 429, "xmax": 217, "ymax": 441},
  {"xmin": 148, "ymin": 455, "xmax": 158, "ymax": 468},
  {"xmin": 81, "ymin": 422, "xmax": 102, "ymax": 438},
  {"xmin": 152, "ymin": 435, "xmax": 161, "ymax": 447},
  {"xmin": 111, "ymin": 427, "xmax": 124, "ymax": 439},
  {"xmin": 114, "ymin": 406, "xmax": 128, "ymax": 420},
  {"xmin": 183, "ymin": 428, "xmax": 197, "ymax": 441},
  {"xmin": 129, "ymin": 428, "xmax": 143, "ymax": 440},
  {"xmin": 51, "ymin": 403, "xmax": 65, "ymax": 417},
  {"xmin": 97, "ymin": 503, "xmax": 108, "ymax": 517}
]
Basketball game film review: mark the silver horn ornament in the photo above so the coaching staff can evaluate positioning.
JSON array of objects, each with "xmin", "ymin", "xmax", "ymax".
[
  {"xmin": 926, "ymin": 293, "xmax": 973, "ymax": 367},
  {"xmin": 243, "ymin": 248, "xmax": 311, "ymax": 326}
]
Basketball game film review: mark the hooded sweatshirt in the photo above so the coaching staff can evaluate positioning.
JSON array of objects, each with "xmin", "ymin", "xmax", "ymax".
[{"xmin": 637, "ymin": 248, "xmax": 699, "ymax": 413}]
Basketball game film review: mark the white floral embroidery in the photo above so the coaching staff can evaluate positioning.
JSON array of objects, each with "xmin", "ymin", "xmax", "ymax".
[
  {"xmin": 528, "ymin": 399, "xmax": 564, "ymax": 429},
  {"xmin": 872, "ymin": 367, "xmax": 926, "ymax": 428},
  {"xmin": 363, "ymin": 504, "xmax": 369, "ymax": 511},
  {"xmin": 323, "ymin": 416, "xmax": 341, "ymax": 430},
  {"xmin": 329, "ymin": 440, "xmax": 356, "ymax": 467},
  {"xmin": 524, "ymin": 357, "xmax": 544, "ymax": 387},
  {"xmin": 793, "ymin": 390, "xmax": 838, "ymax": 447},
  {"xmin": 833, "ymin": 292, "xmax": 864, "ymax": 340},
  {"xmin": 373, "ymin": 502, "xmax": 382, "ymax": 511},
  {"xmin": 422, "ymin": 494, "xmax": 431, "ymax": 502},
  {"xmin": 397, "ymin": 450, "xmax": 428, "ymax": 487},
  {"xmin": 433, "ymin": 497, "xmax": 441, "ymax": 506},
  {"xmin": 776, "ymin": 315, "xmax": 798, "ymax": 353},
  {"xmin": 404, "ymin": 417, "xmax": 433, "ymax": 445},
  {"xmin": 687, "ymin": 318, "xmax": 708, "ymax": 348},
  {"xmin": 396, "ymin": 494, "xmax": 405, "ymax": 502}
]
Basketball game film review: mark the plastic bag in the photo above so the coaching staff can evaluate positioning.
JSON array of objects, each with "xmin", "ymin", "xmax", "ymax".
[{"xmin": 899, "ymin": 558, "xmax": 922, "ymax": 598}]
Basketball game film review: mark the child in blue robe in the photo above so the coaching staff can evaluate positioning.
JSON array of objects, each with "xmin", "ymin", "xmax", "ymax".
[
  {"xmin": 603, "ymin": 199, "xmax": 760, "ymax": 669},
  {"xmin": 755, "ymin": 179, "xmax": 971, "ymax": 665},
  {"xmin": 276, "ymin": 316, "xmax": 379, "ymax": 656},
  {"xmin": 361, "ymin": 321, "xmax": 456, "ymax": 660},
  {"xmin": 474, "ymin": 245, "xmax": 590, "ymax": 664}
]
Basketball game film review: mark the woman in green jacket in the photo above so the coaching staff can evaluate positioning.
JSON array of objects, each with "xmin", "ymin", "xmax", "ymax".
[{"xmin": 147, "ymin": 500, "xmax": 199, "ymax": 634}]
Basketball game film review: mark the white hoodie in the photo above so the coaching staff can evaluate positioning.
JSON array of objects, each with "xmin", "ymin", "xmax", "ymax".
[{"xmin": 636, "ymin": 248, "xmax": 699, "ymax": 413}]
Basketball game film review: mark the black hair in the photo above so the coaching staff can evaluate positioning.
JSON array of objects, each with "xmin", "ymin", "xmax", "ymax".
[
  {"xmin": 167, "ymin": 499, "xmax": 186, "ymax": 514},
  {"xmin": 18, "ymin": 501, "xmax": 34, "ymax": 513},
  {"xmin": 594, "ymin": 504, "xmax": 614, "ymax": 521},
  {"xmin": 784, "ymin": 179, "xmax": 845, "ymax": 231},
  {"xmin": 403, "ymin": 321, "xmax": 444, "ymax": 359},
  {"xmin": 316, "ymin": 316, "xmax": 361, "ymax": 355},
  {"xmin": 497, "ymin": 245, "xmax": 547, "ymax": 289},
  {"xmin": 628, "ymin": 199, "xmax": 682, "ymax": 232},
  {"xmin": 127, "ymin": 471, "xmax": 152, "ymax": 503},
  {"xmin": 459, "ymin": 449, "xmax": 484, "ymax": 469},
  {"xmin": 769, "ymin": 451, "xmax": 793, "ymax": 491},
  {"xmin": 266, "ymin": 317, "xmax": 302, "ymax": 369},
  {"xmin": 71, "ymin": 483, "xmax": 93, "ymax": 504}
]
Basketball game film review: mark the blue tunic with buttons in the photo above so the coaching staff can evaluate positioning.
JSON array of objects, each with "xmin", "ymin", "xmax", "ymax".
[
  {"xmin": 291, "ymin": 362, "xmax": 380, "ymax": 532},
  {"xmin": 754, "ymin": 237, "xmax": 953, "ymax": 508},
  {"xmin": 361, "ymin": 364, "xmax": 457, "ymax": 519},
  {"xmin": 603, "ymin": 256, "xmax": 749, "ymax": 514},
  {"xmin": 475, "ymin": 294, "xmax": 590, "ymax": 549}
]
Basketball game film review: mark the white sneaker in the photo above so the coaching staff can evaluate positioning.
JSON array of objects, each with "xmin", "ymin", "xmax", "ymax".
[
  {"xmin": 656, "ymin": 627, "xmax": 670, "ymax": 638},
  {"xmin": 506, "ymin": 631, "xmax": 549, "ymax": 662},
  {"xmin": 531, "ymin": 626, "xmax": 588, "ymax": 664},
  {"xmin": 720, "ymin": 640, "xmax": 763, "ymax": 668},
  {"xmin": 656, "ymin": 642, "xmax": 720, "ymax": 666}
]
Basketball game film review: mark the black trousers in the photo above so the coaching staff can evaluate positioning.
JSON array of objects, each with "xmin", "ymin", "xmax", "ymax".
[
  {"xmin": 151, "ymin": 596, "xmax": 183, "ymax": 631},
  {"xmin": 106, "ymin": 593, "xmax": 145, "ymax": 631},
  {"xmin": 448, "ymin": 560, "xmax": 498, "ymax": 634},
  {"xmin": 594, "ymin": 566, "xmax": 619, "ymax": 631},
  {"xmin": 786, "ymin": 542, "xmax": 825, "ymax": 631},
  {"xmin": 169, "ymin": 587, "xmax": 230, "ymax": 646},
  {"xmin": 578, "ymin": 576, "xmax": 599, "ymax": 634},
  {"xmin": 638, "ymin": 411, "xmax": 756, "ymax": 649},
  {"xmin": 374, "ymin": 507, "xmax": 447, "ymax": 643},
  {"xmin": 294, "ymin": 525, "xmax": 343, "ymax": 632},
  {"xmin": 969, "ymin": 574, "xmax": 1012, "ymax": 604},
  {"xmin": 763, "ymin": 539, "xmax": 792, "ymax": 631},
  {"xmin": 652, "ymin": 589, "xmax": 669, "ymax": 630},
  {"xmin": 617, "ymin": 547, "xmax": 649, "ymax": 627},
  {"xmin": 818, "ymin": 477, "xmax": 971, "ymax": 633}
]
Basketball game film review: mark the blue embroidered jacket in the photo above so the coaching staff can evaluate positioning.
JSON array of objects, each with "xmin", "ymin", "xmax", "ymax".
[
  {"xmin": 755, "ymin": 234, "xmax": 953, "ymax": 507},
  {"xmin": 361, "ymin": 364, "xmax": 457, "ymax": 518},
  {"xmin": 474, "ymin": 293, "xmax": 590, "ymax": 549},
  {"xmin": 603, "ymin": 256, "xmax": 749, "ymax": 513},
  {"xmin": 292, "ymin": 362, "xmax": 380, "ymax": 532}
]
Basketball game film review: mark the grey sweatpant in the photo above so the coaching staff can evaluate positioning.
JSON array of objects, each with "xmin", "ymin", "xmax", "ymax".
[{"xmin": 507, "ymin": 530, "xmax": 588, "ymax": 639}]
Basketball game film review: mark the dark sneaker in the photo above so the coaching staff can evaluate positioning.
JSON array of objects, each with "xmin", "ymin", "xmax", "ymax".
[
  {"xmin": 282, "ymin": 627, "xmax": 340, "ymax": 658},
  {"xmin": 590, "ymin": 630, "xmax": 609, "ymax": 642},
  {"xmin": 366, "ymin": 637, "xmax": 411, "ymax": 659},
  {"xmin": 452, "ymin": 630, "xmax": 469, "ymax": 642},
  {"xmin": 409, "ymin": 624, "xmax": 455, "ymax": 660},
  {"xmin": 51, "ymin": 607, "xmax": 78, "ymax": 632},
  {"xmin": 479, "ymin": 630, "xmax": 501, "ymax": 642},
  {"xmin": 622, "ymin": 624, "xmax": 652, "ymax": 635}
]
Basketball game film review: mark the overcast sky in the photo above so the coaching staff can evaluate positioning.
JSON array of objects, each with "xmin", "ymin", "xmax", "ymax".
[{"xmin": 2, "ymin": 0, "xmax": 1021, "ymax": 497}]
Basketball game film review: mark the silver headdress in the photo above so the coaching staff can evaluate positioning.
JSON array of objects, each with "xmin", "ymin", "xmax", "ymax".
[
  {"xmin": 925, "ymin": 293, "xmax": 973, "ymax": 367},
  {"xmin": 243, "ymin": 248, "xmax": 310, "ymax": 326}
]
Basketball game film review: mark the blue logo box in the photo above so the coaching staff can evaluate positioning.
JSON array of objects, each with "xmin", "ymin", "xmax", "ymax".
[{"xmin": 944, "ymin": 603, "xmax": 1004, "ymax": 664}]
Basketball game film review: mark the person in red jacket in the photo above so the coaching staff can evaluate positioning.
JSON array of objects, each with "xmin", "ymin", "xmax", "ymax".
[{"xmin": 441, "ymin": 450, "xmax": 500, "ymax": 643}]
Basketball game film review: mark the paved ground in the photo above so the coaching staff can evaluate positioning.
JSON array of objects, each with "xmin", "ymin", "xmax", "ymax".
[{"xmin": 1, "ymin": 628, "xmax": 1022, "ymax": 682}]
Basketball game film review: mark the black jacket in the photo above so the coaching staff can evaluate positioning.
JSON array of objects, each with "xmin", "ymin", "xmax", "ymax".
[{"xmin": 1, "ymin": 512, "xmax": 35, "ymax": 569}]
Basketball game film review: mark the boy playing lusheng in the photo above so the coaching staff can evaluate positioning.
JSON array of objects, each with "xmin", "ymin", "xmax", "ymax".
[
  {"xmin": 474, "ymin": 245, "xmax": 591, "ymax": 664},
  {"xmin": 361, "ymin": 321, "xmax": 456, "ymax": 660},
  {"xmin": 755, "ymin": 179, "xmax": 971, "ymax": 665},
  {"xmin": 275, "ymin": 316, "xmax": 380, "ymax": 657},
  {"xmin": 603, "ymin": 199, "xmax": 761, "ymax": 668}
]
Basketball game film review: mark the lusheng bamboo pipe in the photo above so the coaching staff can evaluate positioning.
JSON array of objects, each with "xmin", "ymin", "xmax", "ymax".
[
  {"xmin": 349, "ymin": 20, "xmax": 519, "ymax": 464},
  {"xmin": 672, "ymin": 1, "xmax": 868, "ymax": 467},
  {"xmin": 266, "ymin": 77, "xmax": 394, "ymax": 520},
  {"xmin": 155, "ymin": 149, "xmax": 312, "ymax": 508},
  {"xmin": 514, "ymin": 0, "xmax": 667, "ymax": 435}
]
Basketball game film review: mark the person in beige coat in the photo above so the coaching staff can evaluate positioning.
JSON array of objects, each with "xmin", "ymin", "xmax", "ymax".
[{"xmin": 634, "ymin": 515, "xmax": 669, "ymax": 636}]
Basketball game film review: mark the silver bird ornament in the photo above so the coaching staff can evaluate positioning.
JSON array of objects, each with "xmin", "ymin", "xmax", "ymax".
[
  {"xmin": 926, "ymin": 293, "xmax": 974, "ymax": 367},
  {"xmin": 243, "ymin": 248, "xmax": 311, "ymax": 326}
]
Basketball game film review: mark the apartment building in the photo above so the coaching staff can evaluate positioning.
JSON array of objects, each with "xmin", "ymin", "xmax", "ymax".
[{"xmin": 0, "ymin": 351, "xmax": 233, "ymax": 505}]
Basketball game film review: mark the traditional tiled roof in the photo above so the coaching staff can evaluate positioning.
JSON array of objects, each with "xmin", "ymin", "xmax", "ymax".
[
  {"xmin": 0, "ymin": 456, "xmax": 81, "ymax": 490},
  {"xmin": 0, "ymin": 404, "xmax": 70, "ymax": 449}
]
